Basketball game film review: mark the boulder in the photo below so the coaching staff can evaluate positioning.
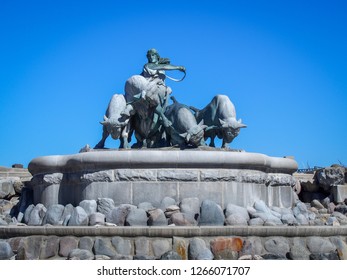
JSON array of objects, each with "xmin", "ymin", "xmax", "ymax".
[
  {"xmin": 225, "ymin": 214, "xmax": 248, "ymax": 226},
  {"xmin": 106, "ymin": 205, "xmax": 132, "ymax": 226},
  {"xmin": 97, "ymin": 198, "xmax": 115, "ymax": 215},
  {"xmin": 199, "ymin": 199, "xmax": 224, "ymax": 226},
  {"xmin": 67, "ymin": 206, "xmax": 89, "ymax": 226},
  {"xmin": 225, "ymin": 203, "xmax": 250, "ymax": 221},
  {"xmin": 316, "ymin": 166, "xmax": 345, "ymax": 191},
  {"xmin": 160, "ymin": 197, "xmax": 176, "ymax": 211},
  {"xmin": 210, "ymin": 237, "xmax": 243, "ymax": 260},
  {"xmin": 111, "ymin": 237, "xmax": 132, "ymax": 255},
  {"xmin": 0, "ymin": 241, "xmax": 14, "ymax": 260},
  {"xmin": 125, "ymin": 208, "xmax": 148, "ymax": 226},
  {"xmin": 27, "ymin": 204, "xmax": 47, "ymax": 226},
  {"xmin": 59, "ymin": 236, "xmax": 79, "ymax": 257},
  {"xmin": 169, "ymin": 212, "xmax": 197, "ymax": 226},
  {"xmin": 147, "ymin": 208, "xmax": 167, "ymax": 226},
  {"xmin": 0, "ymin": 177, "xmax": 17, "ymax": 198},
  {"xmin": 94, "ymin": 238, "xmax": 117, "ymax": 257},
  {"xmin": 42, "ymin": 204, "xmax": 64, "ymax": 225},
  {"xmin": 188, "ymin": 238, "xmax": 213, "ymax": 260},
  {"xmin": 79, "ymin": 200, "xmax": 97, "ymax": 216},
  {"xmin": 68, "ymin": 249, "xmax": 94, "ymax": 260},
  {"xmin": 89, "ymin": 212, "xmax": 105, "ymax": 226}
]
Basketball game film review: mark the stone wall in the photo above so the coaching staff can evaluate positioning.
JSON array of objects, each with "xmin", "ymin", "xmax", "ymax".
[
  {"xmin": 31, "ymin": 169, "xmax": 297, "ymax": 209},
  {"xmin": 1, "ymin": 229, "xmax": 347, "ymax": 260}
]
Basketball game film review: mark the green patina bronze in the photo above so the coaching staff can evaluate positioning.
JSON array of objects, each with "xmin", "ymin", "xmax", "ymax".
[{"xmin": 95, "ymin": 49, "xmax": 245, "ymax": 149}]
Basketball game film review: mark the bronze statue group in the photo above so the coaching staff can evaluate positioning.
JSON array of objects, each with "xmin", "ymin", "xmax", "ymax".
[{"xmin": 95, "ymin": 49, "xmax": 246, "ymax": 150}]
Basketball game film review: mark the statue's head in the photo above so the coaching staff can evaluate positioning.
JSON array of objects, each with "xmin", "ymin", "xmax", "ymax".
[
  {"xmin": 100, "ymin": 116, "xmax": 129, "ymax": 140},
  {"xmin": 179, "ymin": 120, "xmax": 207, "ymax": 147},
  {"xmin": 146, "ymin": 48, "xmax": 160, "ymax": 63},
  {"xmin": 219, "ymin": 118, "xmax": 247, "ymax": 143}
]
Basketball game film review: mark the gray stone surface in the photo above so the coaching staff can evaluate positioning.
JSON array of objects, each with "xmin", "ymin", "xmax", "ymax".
[
  {"xmin": 199, "ymin": 199, "xmax": 225, "ymax": 226},
  {"xmin": 89, "ymin": 212, "xmax": 105, "ymax": 226},
  {"xmin": 248, "ymin": 217, "xmax": 264, "ymax": 226},
  {"xmin": 0, "ymin": 241, "xmax": 14, "ymax": 260},
  {"xmin": 27, "ymin": 203, "xmax": 46, "ymax": 226},
  {"xmin": 125, "ymin": 208, "xmax": 148, "ymax": 226},
  {"xmin": 0, "ymin": 217, "xmax": 7, "ymax": 225},
  {"xmin": 116, "ymin": 169, "xmax": 156, "ymax": 181},
  {"xmin": 306, "ymin": 237, "xmax": 336, "ymax": 254},
  {"xmin": 0, "ymin": 177, "xmax": 17, "ymax": 198},
  {"xmin": 135, "ymin": 237, "xmax": 150, "ymax": 257},
  {"xmin": 59, "ymin": 236, "xmax": 79, "ymax": 257},
  {"xmin": 79, "ymin": 237, "xmax": 94, "ymax": 251},
  {"xmin": 332, "ymin": 185, "xmax": 347, "ymax": 203},
  {"xmin": 94, "ymin": 238, "xmax": 117, "ymax": 257},
  {"xmin": 152, "ymin": 239, "xmax": 172, "ymax": 257},
  {"xmin": 82, "ymin": 182, "xmax": 132, "ymax": 206},
  {"xmin": 160, "ymin": 197, "xmax": 177, "ymax": 210},
  {"xmin": 316, "ymin": 166, "xmax": 345, "ymax": 190},
  {"xmin": 97, "ymin": 198, "xmax": 115, "ymax": 215},
  {"xmin": 28, "ymin": 150, "xmax": 299, "ymax": 209},
  {"xmin": 106, "ymin": 205, "xmax": 132, "ymax": 226},
  {"xmin": 330, "ymin": 236, "xmax": 347, "ymax": 260},
  {"xmin": 264, "ymin": 237, "xmax": 290, "ymax": 255},
  {"xmin": 281, "ymin": 213, "xmax": 297, "ymax": 225},
  {"xmin": 225, "ymin": 203, "xmax": 250, "ymax": 221},
  {"xmin": 160, "ymin": 251, "xmax": 182, "ymax": 260},
  {"xmin": 16, "ymin": 236, "xmax": 59, "ymax": 260},
  {"xmin": 28, "ymin": 150, "xmax": 298, "ymax": 176},
  {"xmin": 240, "ymin": 237, "xmax": 264, "ymax": 256},
  {"xmin": 67, "ymin": 206, "xmax": 89, "ymax": 226},
  {"xmin": 148, "ymin": 208, "xmax": 167, "ymax": 226},
  {"xmin": 158, "ymin": 170, "xmax": 199, "ymax": 181},
  {"xmin": 81, "ymin": 170, "xmax": 114, "ymax": 183},
  {"xmin": 288, "ymin": 238, "xmax": 310, "ymax": 260},
  {"xmin": 138, "ymin": 202, "xmax": 155, "ymax": 211},
  {"xmin": 111, "ymin": 237, "xmax": 132, "ymax": 255},
  {"xmin": 42, "ymin": 204, "xmax": 64, "ymax": 225},
  {"xmin": 61, "ymin": 204, "xmax": 74, "ymax": 225},
  {"xmin": 311, "ymin": 199, "xmax": 325, "ymax": 210},
  {"xmin": 68, "ymin": 248, "xmax": 94, "ymax": 260},
  {"xmin": 169, "ymin": 212, "xmax": 197, "ymax": 226},
  {"xmin": 181, "ymin": 182, "xmax": 223, "ymax": 207},
  {"xmin": 180, "ymin": 197, "xmax": 200, "ymax": 220},
  {"xmin": 225, "ymin": 214, "xmax": 248, "ymax": 226},
  {"xmin": 188, "ymin": 237, "xmax": 213, "ymax": 260},
  {"xmin": 79, "ymin": 200, "xmax": 97, "ymax": 216}
]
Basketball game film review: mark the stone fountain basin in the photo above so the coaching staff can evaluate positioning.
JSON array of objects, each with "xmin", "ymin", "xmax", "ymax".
[{"xmin": 28, "ymin": 149, "xmax": 298, "ymax": 208}]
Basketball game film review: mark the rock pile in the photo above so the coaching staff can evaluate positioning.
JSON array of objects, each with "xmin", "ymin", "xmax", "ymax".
[
  {"xmin": 298, "ymin": 165, "xmax": 347, "ymax": 202},
  {"xmin": 1, "ymin": 195, "xmax": 347, "ymax": 227}
]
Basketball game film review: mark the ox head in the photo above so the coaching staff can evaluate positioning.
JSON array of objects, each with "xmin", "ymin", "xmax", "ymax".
[
  {"xmin": 100, "ymin": 115, "xmax": 129, "ymax": 140},
  {"xmin": 179, "ymin": 120, "xmax": 207, "ymax": 147},
  {"xmin": 219, "ymin": 118, "xmax": 247, "ymax": 143}
]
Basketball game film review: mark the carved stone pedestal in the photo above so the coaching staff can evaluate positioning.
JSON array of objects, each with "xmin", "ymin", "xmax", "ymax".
[{"xmin": 28, "ymin": 149, "xmax": 298, "ymax": 208}]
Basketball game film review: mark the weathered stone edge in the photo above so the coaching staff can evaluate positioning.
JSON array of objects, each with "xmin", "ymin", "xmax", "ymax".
[
  {"xmin": 28, "ymin": 150, "xmax": 298, "ymax": 176},
  {"xmin": 1, "ymin": 226, "xmax": 346, "ymax": 238}
]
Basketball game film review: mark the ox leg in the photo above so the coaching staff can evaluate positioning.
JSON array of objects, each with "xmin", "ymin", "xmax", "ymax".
[
  {"xmin": 221, "ymin": 140, "xmax": 229, "ymax": 149},
  {"xmin": 120, "ymin": 122, "xmax": 131, "ymax": 149},
  {"xmin": 94, "ymin": 126, "xmax": 109, "ymax": 149},
  {"xmin": 209, "ymin": 135, "xmax": 216, "ymax": 147}
]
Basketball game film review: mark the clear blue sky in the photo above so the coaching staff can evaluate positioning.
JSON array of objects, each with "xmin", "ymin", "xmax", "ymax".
[{"xmin": 1, "ymin": 0, "xmax": 346, "ymax": 169}]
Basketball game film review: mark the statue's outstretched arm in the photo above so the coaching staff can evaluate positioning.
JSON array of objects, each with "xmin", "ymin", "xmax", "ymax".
[{"xmin": 146, "ymin": 63, "xmax": 185, "ymax": 72}]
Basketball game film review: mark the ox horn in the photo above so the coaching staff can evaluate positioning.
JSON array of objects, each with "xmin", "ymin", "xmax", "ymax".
[
  {"xmin": 219, "ymin": 118, "xmax": 228, "ymax": 128},
  {"xmin": 237, "ymin": 118, "xmax": 247, "ymax": 128}
]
